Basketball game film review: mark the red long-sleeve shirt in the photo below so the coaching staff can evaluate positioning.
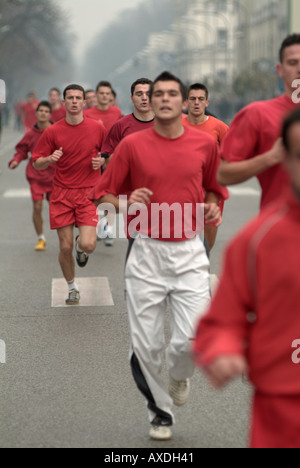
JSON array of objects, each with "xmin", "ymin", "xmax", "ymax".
[
  {"xmin": 9, "ymin": 125, "xmax": 55, "ymax": 185},
  {"xmin": 194, "ymin": 189, "xmax": 300, "ymax": 396}
]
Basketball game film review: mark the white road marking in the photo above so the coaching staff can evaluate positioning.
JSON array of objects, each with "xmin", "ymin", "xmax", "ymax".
[
  {"xmin": 3, "ymin": 188, "xmax": 31, "ymax": 198},
  {"xmin": 51, "ymin": 277, "xmax": 114, "ymax": 308},
  {"xmin": 228, "ymin": 187, "xmax": 260, "ymax": 197}
]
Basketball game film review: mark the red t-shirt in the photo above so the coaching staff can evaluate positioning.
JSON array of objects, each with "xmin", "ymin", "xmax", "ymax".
[
  {"xmin": 221, "ymin": 95, "xmax": 300, "ymax": 209},
  {"xmin": 21, "ymin": 100, "xmax": 39, "ymax": 130},
  {"xmin": 9, "ymin": 125, "xmax": 55, "ymax": 185},
  {"xmin": 32, "ymin": 118, "xmax": 107, "ymax": 189},
  {"xmin": 89, "ymin": 126, "xmax": 228, "ymax": 241},
  {"xmin": 193, "ymin": 189, "xmax": 300, "ymax": 395},
  {"xmin": 51, "ymin": 106, "xmax": 66, "ymax": 123},
  {"xmin": 102, "ymin": 113, "xmax": 155, "ymax": 155},
  {"xmin": 182, "ymin": 115, "xmax": 229, "ymax": 147},
  {"xmin": 84, "ymin": 106, "xmax": 122, "ymax": 132}
]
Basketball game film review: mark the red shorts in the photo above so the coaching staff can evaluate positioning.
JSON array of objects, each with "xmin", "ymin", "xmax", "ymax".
[
  {"xmin": 50, "ymin": 186, "xmax": 99, "ymax": 230},
  {"xmin": 250, "ymin": 393, "xmax": 300, "ymax": 448},
  {"xmin": 30, "ymin": 182, "xmax": 52, "ymax": 202}
]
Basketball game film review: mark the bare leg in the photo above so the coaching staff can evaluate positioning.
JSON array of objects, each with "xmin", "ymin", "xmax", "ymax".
[
  {"xmin": 77, "ymin": 225, "xmax": 97, "ymax": 255},
  {"xmin": 33, "ymin": 200, "xmax": 43, "ymax": 237},
  {"xmin": 57, "ymin": 225, "xmax": 75, "ymax": 282}
]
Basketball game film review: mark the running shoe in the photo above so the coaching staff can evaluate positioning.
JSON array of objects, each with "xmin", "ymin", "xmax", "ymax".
[
  {"xmin": 75, "ymin": 236, "xmax": 89, "ymax": 268},
  {"xmin": 66, "ymin": 289, "xmax": 80, "ymax": 306},
  {"xmin": 169, "ymin": 377, "xmax": 190, "ymax": 407},
  {"xmin": 149, "ymin": 417, "xmax": 172, "ymax": 441},
  {"xmin": 34, "ymin": 239, "xmax": 47, "ymax": 251},
  {"xmin": 104, "ymin": 225, "xmax": 114, "ymax": 247}
]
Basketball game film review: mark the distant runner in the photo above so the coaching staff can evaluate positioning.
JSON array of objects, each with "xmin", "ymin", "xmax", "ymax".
[{"xmin": 33, "ymin": 85, "xmax": 107, "ymax": 305}]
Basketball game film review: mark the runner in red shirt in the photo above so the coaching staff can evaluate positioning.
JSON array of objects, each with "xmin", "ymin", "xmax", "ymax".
[
  {"xmin": 193, "ymin": 107, "xmax": 300, "ymax": 448},
  {"xmin": 9, "ymin": 101, "xmax": 54, "ymax": 252},
  {"xmin": 102, "ymin": 78, "xmax": 155, "ymax": 157},
  {"xmin": 21, "ymin": 92, "xmax": 39, "ymax": 133},
  {"xmin": 33, "ymin": 84, "xmax": 107, "ymax": 306},
  {"xmin": 182, "ymin": 83, "xmax": 229, "ymax": 146},
  {"xmin": 100, "ymin": 78, "xmax": 154, "ymax": 246},
  {"xmin": 48, "ymin": 88, "xmax": 66, "ymax": 122},
  {"xmin": 218, "ymin": 34, "xmax": 300, "ymax": 210},
  {"xmin": 90, "ymin": 72, "xmax": 228, "ymax": 441},
  {"xmin": 183, "ymin": 83, "xmax": 229, "ymax": 251},
  {"xmin": 84, "ymin": 80, "xmax": 122, "ymax": 132}
]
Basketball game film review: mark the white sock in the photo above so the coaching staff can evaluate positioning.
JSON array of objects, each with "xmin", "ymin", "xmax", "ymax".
[
  {"xmin": 39, "ymin": 234, "xmax": 46, "ymax": 242},
  {"xmin": 67, "ymin": 279, "xmax": 79, "ymax": 292}
]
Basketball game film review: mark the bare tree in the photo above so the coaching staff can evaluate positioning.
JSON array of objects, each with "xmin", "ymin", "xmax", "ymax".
[{"xmin": 0, "ymin": 0, "xmax": 74, "ymax": 100}]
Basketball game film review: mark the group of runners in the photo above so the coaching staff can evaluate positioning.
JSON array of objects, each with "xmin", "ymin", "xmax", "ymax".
[{"xmin": 7, "ymin": 33, "xmax": 300, "ymax": 447}]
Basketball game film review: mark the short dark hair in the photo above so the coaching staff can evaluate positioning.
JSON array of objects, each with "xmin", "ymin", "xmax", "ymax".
[
  {"xmin": 149, "ymin": 71, "xmax": 187, "ymax": 102},
  {"xmin": 96, "ymin": 81, "xmax": 113, "ymax": 92},
  {"xmin": 188, "ymin": 83, "xmax": 209, "ymax": 100},
  {"xmin": 37, "ymin": 100, "xmax": 52, "ymax": 112},
  {"xmin": 131, "ymin": 78, "xmax": 153, "ymax": 96},
  {"xmin": 282, "ymin": 108, "xmax": 300, "ymax": 151},
  {"xmin": 63, "ymin": 84, "xmax": 85, "ymax": 99},
  {"xmin": 280, "ymin": 34, "xmax": 300, "ymax": 62}
]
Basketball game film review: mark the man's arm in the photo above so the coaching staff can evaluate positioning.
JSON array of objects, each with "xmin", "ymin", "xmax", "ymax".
[
  {"xmin": 33, "ymin": 147, "xmax": 63, "ymax": 170},
  {"xmin": 218, "ymin": 138, "xmax": 286, "ymax": 186},
  {"xmin": 9, "ymin": 135, "xmax": 30, "ymax": 170},
  {"xmin": 204, "ymin": 191, "xmax": 222, "ymax": 227},
  {"xmin": 193, "ymin": 231, "xmax": 253, "ymax": 388},
  {"xmin": 95, "ymin": 188, "xmax": 153, "ymax": 213}
]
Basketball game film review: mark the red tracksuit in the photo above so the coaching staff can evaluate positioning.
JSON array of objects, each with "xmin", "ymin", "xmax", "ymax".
[
  {"xmin": 9, "ymin": 125, "xmax": 55, "ymax": 201},
  {"xmin": 193, "ymin": 189, "xmax": 300, "ymax": 448}
]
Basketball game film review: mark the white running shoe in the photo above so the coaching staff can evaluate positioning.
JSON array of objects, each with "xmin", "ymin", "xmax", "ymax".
[
  {"xmin": 104, "ymin": 225, "xmax": 114, "ymax": 247},
  {"xmin": 149, "ymin": 424, "xmax": 172, "ymax": 441},
  {"xmin": 169, "ymin": 377, "xmax": 190, "ymax": 407}
]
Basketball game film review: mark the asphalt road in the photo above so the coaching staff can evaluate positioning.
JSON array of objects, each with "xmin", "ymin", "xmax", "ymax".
[{"xmin": 0, "ymin": 126, "xmax": 261, "ymax": 449}]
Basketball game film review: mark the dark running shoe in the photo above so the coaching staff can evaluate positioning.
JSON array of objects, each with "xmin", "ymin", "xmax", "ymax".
[{"xmin": 75, "ymin": 235, "xmax": 89, "ymax": 268}]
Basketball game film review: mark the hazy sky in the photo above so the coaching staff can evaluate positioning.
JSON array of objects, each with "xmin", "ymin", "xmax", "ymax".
[{"xmin": 60, "ymin": 0, "xmax": 143, "ymax": 63}]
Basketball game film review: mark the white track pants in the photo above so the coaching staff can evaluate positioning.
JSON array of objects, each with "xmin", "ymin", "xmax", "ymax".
[{"xmin": 125, "ymin": 236, "xmax": 210, "ymax": 425}]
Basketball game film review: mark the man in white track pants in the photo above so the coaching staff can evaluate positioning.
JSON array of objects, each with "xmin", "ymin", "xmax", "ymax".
[{"xmin": 90, "ymin": 71, "xmax": 229, "ymax": 441}]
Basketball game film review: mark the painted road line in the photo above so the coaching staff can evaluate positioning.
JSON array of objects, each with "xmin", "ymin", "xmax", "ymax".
[
  {"xmin": 51, "ymin": 277, "xmax": 114, "ymax": 308},
  {"xmin": 228, "ymin": 187, "xmax": 260, "ymax": 197},
  {"xmin": 3, "ymin": 188, "xmax": 31, "ymax": 198}
]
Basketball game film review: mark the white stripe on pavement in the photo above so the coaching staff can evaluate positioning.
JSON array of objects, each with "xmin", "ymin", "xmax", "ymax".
[
  {"xmin": 51, "ymin": 277, "xmax": 114, "ymax": 308},
  {"xmin": 3, "ymin": 188, "xmax": 31, "ymax": 198},
  {"xmin": 228, "ymin": 187, "xmax": 260, "ymax": 197}
]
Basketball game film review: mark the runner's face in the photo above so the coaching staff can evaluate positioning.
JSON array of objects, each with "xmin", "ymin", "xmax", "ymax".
[
  {"xmin": 49, "ymin": 90, "xmax": 61, "ymax": 106},
  {"xmin": 277, "ymin": 45, "xmax": 300, "ymax": 93},
  {"xmin": 188, "ymin": 89, "xmax": 209, "ymax": 117},
  {"xmin": 131, "ymin": 84, "xmax": 152, "ymax": 114},
  {"xmin": 97, "ymin": 87, "xmax": 112, "ymax": 106},
  {"xmin": 64, "ymin": 90, "xmax": 85, "ymax": 115},
  {"xmin": 285, "ymin": 122, "xmax": 300, "ymax": 197},
  {"xmin": 85, "ymin": 92, "xmax": 97, "ymax": 108},
  {"xmin": 151, "ymin": 81, "xmax": 185, "ymax": 121},
  {"xmin": 36, "ymin": 106, "xmax": 51, "ymax": 123}
]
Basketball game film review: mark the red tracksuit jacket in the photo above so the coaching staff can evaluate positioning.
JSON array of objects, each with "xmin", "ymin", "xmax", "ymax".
[
  {"xmin": 9, "ymin": 124, "xmax": 55, "ymax": 185},
  {"xmin": 194, "ymin": 189, "xmax": 300, "ymax": 397}
]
